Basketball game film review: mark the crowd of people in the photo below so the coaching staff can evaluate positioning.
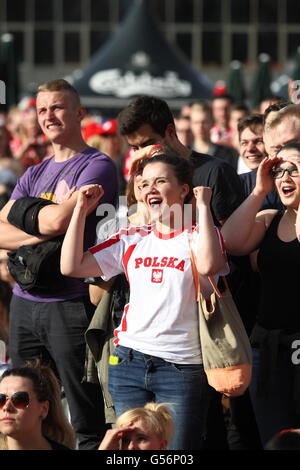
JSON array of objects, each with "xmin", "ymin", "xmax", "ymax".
[{"xmin": 0, "ymin": 78, "xmax": 300, "ymax": 451}]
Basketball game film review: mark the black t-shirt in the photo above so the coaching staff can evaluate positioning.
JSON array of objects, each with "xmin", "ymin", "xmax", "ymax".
[
  {"xmin": 189, "ymin": 150, "xmax": 244, "ymax": 225},
  {"xmin": 210, "ymin": 143, "xmax": 239, "ymax": 170}
]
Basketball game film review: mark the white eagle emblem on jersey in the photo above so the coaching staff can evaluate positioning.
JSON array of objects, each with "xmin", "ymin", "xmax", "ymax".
[{"xmin": 151, "ymin": 269, "xmax": 163, "ymax": 283}]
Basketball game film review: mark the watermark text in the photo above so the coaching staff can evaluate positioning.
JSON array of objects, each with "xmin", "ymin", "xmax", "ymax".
[{"xmin": 0, "ymin": 80, "xmax": 6, "ymax": 104}]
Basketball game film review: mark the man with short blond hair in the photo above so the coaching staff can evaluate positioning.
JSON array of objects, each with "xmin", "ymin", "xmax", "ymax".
[
  {"xmin": 0, "ymin": 79, "xmax": 118, "ymax": 449},
  {"xmin": 263, "ymin": 103, "xmax": 300, "ymax": 157},
  {"xmin": 37, "ymin": 78, "xmax": 81, "ymax": 106}
]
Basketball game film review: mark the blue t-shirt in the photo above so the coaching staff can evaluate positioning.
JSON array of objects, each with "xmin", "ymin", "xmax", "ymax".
[{"xmin": 10, "ymin": 146, "xmax": 118, "ymax": 302}]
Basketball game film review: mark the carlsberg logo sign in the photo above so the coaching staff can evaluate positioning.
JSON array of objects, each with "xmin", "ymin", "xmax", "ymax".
[
  {"xmin": 89, "ymin": 69, "xmax": 191, "ymax": 98},
  {"xmin": 0, "ymin": 80, "xmax": 6, "ymax": 104}
]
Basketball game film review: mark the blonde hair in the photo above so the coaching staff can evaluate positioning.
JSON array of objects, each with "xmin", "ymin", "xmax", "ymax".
[
  {"xmin": 37, "ymin": 79, "xmax": 80, "ymax": 107},
  {"xmin": 266, "ymin": 103, "xmax": 300, "ymax": 131},
  {"xmin": 125, "ymin": 174, "xmax": 138, "ymax": 208},
  {"xmin": 190, "ymin": 101, "xmax": 213, "ymax": 122},
  {"xmin": 86, "ymin": 135, "xmax": 105, "ymax": 152},
  {"xmin": 116, "ymin": 402, "xmax": 174, "ymax": 443},
  {"xmin": 0, "ymin": 433, "xmax": 7, "ymax": 449},
  {"xmin": 0, "ymin": 361, "xmax": 76, "ymax": 449}
]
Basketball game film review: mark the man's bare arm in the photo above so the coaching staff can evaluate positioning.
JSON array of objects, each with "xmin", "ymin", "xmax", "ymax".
[
  {"xmin": 0, "ymin": 200, "xmax": 16, "ymax": 223},
  {"xmin": 0, "ymin": 191, "xmax": 97, "ymax": 238},
  {"xmin": 38, "ymin": 190, "xmax": 100, "ymax": 236},
  {"xmin": 0, "ymin": 200, "xmax": 48, "ymax": 250},
  {"xmin": 0, "ymin": 221, "xmax": 47, "ymax": 251}
]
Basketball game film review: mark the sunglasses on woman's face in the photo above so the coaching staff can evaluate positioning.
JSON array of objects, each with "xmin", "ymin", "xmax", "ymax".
[
  {"xmin": 0, "ymin": 391, "xmax": 30, "ymax": 409},
  {"xmin": 271, "ymin": 166, "xmax": 299, "ymax": 179}
]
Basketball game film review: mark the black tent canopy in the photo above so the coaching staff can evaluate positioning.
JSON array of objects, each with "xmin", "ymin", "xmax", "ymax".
[{"xmin": 70, "ymin": 0, "xmax": 212, "ymax": 110}]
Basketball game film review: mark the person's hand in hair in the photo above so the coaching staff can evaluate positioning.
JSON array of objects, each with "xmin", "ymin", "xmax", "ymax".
[
  {"xmin": 129, "ymin": 144, "xmax": 165, "ymax": 176},
  {"xmin": 98, "ymin": 423, "xmax": 135, "ymax": 450}
]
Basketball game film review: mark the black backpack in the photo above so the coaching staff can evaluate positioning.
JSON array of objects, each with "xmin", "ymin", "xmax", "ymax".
[
  {"xmin": 7, "ymin": 196, "xmax": 66, "ymax": 292},
  {"xmin": 7, "ymin": 236, "xmax": 65, "ymax": 292}
]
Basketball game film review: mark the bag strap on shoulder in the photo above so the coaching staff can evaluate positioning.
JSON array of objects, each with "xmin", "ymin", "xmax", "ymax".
[
  {"xmin": 189, "ymin": 245, "xmax": 224, "ymax": 300},
  {"xmin": 189, "ymin": 248, "xmax": 200, "ymax": 302}
]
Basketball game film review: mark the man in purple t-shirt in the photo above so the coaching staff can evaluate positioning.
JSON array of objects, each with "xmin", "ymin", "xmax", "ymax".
[{"xmin": 0, "ymin": 79, "xmax": 118, "ymax": 449}]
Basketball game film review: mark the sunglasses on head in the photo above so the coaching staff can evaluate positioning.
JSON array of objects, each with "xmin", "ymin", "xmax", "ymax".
[{"xmin": 0, "ymin": 391, "xmax": 30, "ymax": 409}]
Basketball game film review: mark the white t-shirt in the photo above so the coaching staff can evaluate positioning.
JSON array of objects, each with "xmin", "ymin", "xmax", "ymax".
[
  {"xmin": 89, "ymin": 225, "xmax": 228, "ymax": 364},
  {"xmin": 237, "ymin": 156, "xmax": 251, "ymax": 175}
]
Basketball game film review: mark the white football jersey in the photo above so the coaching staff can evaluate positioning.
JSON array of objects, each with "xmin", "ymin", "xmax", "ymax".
[{"xmin": 90, "ymin": 224, "xmax": 228, "ymax": 364}]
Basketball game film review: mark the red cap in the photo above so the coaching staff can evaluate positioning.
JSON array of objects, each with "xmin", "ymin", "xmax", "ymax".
[
  {"xmin": 213, "ymin": 80, "xmax": 228, "ymax": 96},
  {"xmin": 18, "ymin": 96, "xmax": 37, "ymax": 111},
  {"xmin": 99, "ymin": 119, "xmax": 118, "ymax": 135},
  {"xmin": 82, "ymin": 122, "xmax": 103, "ymax": 140}
]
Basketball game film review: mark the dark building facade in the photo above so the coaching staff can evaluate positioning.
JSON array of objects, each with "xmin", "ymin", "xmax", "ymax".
[{"xmin": 0, "ymin": 0, "xmax": 300, "ymax": 93}]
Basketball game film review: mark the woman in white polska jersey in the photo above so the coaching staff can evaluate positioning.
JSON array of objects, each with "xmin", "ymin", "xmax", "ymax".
[{"xmin": 60, "ymin": 154, "xmax": 228, "ymax": 450}]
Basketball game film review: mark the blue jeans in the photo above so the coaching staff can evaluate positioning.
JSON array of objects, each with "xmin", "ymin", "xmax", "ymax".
[
  {"xmin": 108, "ymin": 345, "xmax": 212, "ymax": 450},
  {"xmin": 249, "ymin": 348, "xmax": 300, "ymax": 446}
]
